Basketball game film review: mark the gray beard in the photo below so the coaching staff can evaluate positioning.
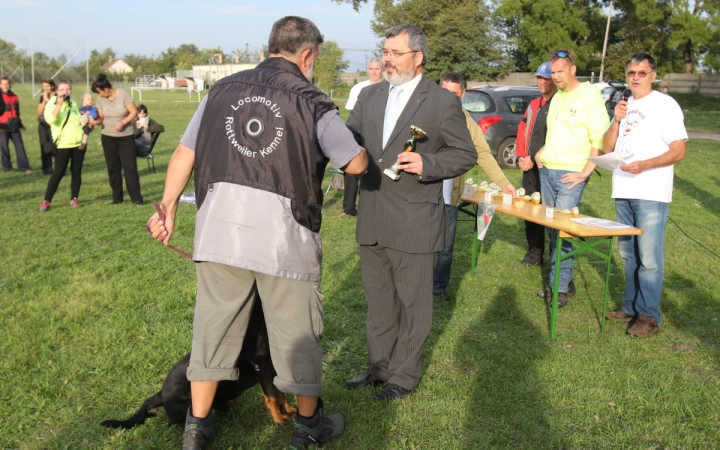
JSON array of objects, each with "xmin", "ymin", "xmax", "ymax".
[
  {"xmin": 383, "ymin": 70, "xmax": 415, "ymax": 86},
  {"xmin": 303, "ymin": 61, "xmax": 315, "ymax": 82}
]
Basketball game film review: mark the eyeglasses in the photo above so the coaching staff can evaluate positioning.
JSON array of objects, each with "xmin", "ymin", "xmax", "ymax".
[
  {"xmin": 381, "ymin": 49, "xmax": 418, "ymax": 59},
  {"xmin": 551, "ymin": 50, "xmax": 574, "ymax": 65},
  {"xmin": 626, "ymin": 70, "xmax": 654, "ymax": 78}
]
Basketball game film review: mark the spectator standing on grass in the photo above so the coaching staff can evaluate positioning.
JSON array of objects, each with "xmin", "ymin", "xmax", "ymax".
[
  {"xmin": 92, "ymin": 74, "xmax": 143, "ymax": 205},
  {"xmin": 0, "ymin": 76, "xmax": 32, "ymax": 174},
  {"xmin": 39, "ymin": 80, "xmax": 86, "ymax": 212},
  {"xmin": 37, "ymin": 78, "xmax": 56, "ymax": 175},
  {"xmin": 344, "ymin": 25, "xmax": 476, "ymax": 401},
  {"xmin": 334, "ymin": 57, "xmax": 383, "ymax": 218},
  {"xmin": 534, "ymin": 49, "xmax": 609, "ymax": 308},
  {"xmin": 132, "ymin": 104, "xmax": 164, "ymax": 157},
  {"xmin": 603, "ymin": 53, "xmax": 687, "ymax": 337},
  {"xmin": 432, "ymin": 72, "xmax": 515, "ymax": 302},
  {"xmin": 148, "ymin": 16, "xmax": 367, "ymax": 450},
  {"xmin": 514, "ymin": 62, "xmax": 557, "ymax": 267}
]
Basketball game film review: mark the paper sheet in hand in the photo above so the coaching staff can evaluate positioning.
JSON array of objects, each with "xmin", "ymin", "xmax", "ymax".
[
  {"xmin": 588, "ymin": 152, "xmax": 624, "ymax": 171},
  {"xmin": 570, "ymin": 218, "xmax": 634, "ymax": 230},
  {"xmin": 477, "ymin": 203, "xmax": 496, "ymax": 240}
]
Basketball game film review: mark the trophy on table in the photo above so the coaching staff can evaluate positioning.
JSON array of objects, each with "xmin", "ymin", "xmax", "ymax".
[{"xmin": 383, "ymin": 125, "xmax": 427, "ymax": 181}]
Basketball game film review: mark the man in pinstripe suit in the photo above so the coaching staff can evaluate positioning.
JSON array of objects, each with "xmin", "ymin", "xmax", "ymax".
[{"xmin": 344, "ymin": 24, "xmax": 477, "ymax": 400}]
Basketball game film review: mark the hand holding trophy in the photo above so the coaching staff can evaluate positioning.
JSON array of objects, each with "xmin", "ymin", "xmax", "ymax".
[{"xmin": 384, "ymin": 125, "xmax": 427, "ymax": 181}]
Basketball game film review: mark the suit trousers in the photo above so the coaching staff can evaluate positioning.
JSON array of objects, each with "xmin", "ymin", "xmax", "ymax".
[
  {"xmin": 101, "ymin": 134, "xmax": 143, "ymax": 204},
  {"xmin": 360, "ymin": 244, "xmax": 437, "ymax": 391},
  {"xmin": 521, "ymin": 164, "xmax": 544, "ymax": 256}
]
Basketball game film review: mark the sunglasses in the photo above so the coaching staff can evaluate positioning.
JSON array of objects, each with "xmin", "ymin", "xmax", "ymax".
[
  {"xmin": 626, "ymin": 70, "xmax": 654, "ymax": 78},
  {"xmin": 551, "ymin": 50, "xmax": 574, "ymax": 65}
]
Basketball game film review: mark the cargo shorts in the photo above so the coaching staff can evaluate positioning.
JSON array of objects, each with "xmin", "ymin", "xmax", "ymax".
[{"xmin": 186, "ymin": 262, "xmax": 325, "ymax": 397}]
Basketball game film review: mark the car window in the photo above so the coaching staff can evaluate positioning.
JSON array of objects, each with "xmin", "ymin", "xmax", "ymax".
[
  {"xmin": 462, "ymin": 91, "xmax": 493, "ymax": 113},
  {"xmin": 503, "ymin": 95, "xmax": 536, "ymax": 114},
  {"xmin": 602, "ymin": 87, "xmax": 615, "ymax": 95}
]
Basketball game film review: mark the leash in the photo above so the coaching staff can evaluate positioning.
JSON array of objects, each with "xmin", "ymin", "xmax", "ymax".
[{"xmin": 147, "ymin": 200, "xmax": 193, "ymax": 260}]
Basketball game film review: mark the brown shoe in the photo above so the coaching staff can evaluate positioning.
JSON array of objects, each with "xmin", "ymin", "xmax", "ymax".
[
  {"xmin": 605, "ymin": 309, "xmax": 636, "ymax": 323},
  {"xmin": 626, "ymin": 315, "xmax": 659, "ymax": 337}
]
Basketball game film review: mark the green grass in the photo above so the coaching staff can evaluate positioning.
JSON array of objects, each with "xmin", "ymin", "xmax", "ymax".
[
  {"xmin": 1, "ymin": 85, "xmax": 719, "ymax": 449},
  {"xmin": 672, "ymin": 93, "xmax": 720, "ymax": 134}
]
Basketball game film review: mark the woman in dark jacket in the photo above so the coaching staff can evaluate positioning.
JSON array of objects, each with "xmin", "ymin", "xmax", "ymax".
[{"xmin": 37, "ymin": 78, "xmax": 56, "ymax": 175}]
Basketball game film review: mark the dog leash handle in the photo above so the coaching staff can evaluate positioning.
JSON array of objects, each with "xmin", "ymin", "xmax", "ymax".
[{"xmin": 151, "ymin": 200, "xmax": 194, "ymax": 260}]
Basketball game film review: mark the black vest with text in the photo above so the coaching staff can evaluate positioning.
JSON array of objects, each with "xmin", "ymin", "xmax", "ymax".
[{"xmin": 194, "ymin": 57, "xmax": 337, "ymax": 232}]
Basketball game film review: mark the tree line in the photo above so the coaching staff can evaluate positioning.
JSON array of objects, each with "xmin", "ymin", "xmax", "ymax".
[
  {"xmin": 335, "ymin": 0, "xmax": 720, "ymax": 81},
  {"xmin": 0, "ymin": 39, "xmax": 268, "ymax": 83}
]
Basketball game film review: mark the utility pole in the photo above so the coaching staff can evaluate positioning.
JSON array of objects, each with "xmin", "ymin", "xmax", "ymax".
[
  {"xmin": 599, "ymin": 0, "xmax": 613, "ymax": 83},
  {"xmin": 31, "ymin": 38, "xmax": 34, "ymax": 98}
]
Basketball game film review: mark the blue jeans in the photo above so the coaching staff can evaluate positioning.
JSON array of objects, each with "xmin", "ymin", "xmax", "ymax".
[
  {"xmin": 539, "ymin": 168, "xmax": 588, "ymax": 292},
  {"xmin": 615, "ymin": 199, "xmax": 668, "ymax": 325},
  {"xmin": 433, "ymin": 204, "xmax": 458, "ymax": 294}
]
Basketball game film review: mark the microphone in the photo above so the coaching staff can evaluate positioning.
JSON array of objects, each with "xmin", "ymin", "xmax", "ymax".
[{"xmin": 622, "ymin": 89, "xmax": 631, "ymax": 102}]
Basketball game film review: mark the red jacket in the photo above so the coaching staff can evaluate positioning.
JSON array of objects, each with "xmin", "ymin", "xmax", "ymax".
[
  {"xmin": 0, "ymin": 89, "xmax": 22, "ymax": 131},
  {"xmin": 515, "ymin": 95, "xmax": 550, "ymax": 159}
]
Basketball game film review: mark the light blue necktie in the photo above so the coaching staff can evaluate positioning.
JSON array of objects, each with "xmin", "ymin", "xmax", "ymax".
[{"xmin": 382, "ymin": 86, "xmax": 403, "ymax": 148}]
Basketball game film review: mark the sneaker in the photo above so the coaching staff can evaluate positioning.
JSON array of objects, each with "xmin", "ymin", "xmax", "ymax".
[
  {"xmin": 289, "ymin": 398, "xmax": 345, "ymax": 449},
  {"xmin": 520, "ymin": 250, "xmax": 543, "ymax": 266},
  {"xmin": 626, "ymin": 314, "xmax": 659, "ymax": 337},
  {"xmin": 605, "ymin": 309, "xmax": 636, "ymax": 323},
  {"xmin": 70, "ymin": 198, "xmax": 79, "ymax": 208},
  {"xmin": 537, "ymin": 280, "xmax": 576, "ymax": 299},
  {"xmin": 182, "ymin": 408, "xmax": 215, "ymax": 450},
  {"xmin": 40, "ymin": 200, "xmax": 51, "ymax": 212},
  {"xmin": 78, "ymin": 142, "xmax": 87, "ymax": 151},
  {"xmin": 433, "ymin": 291, "xmax": 450, "ymax": 302}
]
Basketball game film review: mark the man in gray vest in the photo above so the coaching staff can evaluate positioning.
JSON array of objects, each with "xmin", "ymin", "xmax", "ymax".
[
  {"xmin": 344, "ymin": 24, "xmax": 477, "ymax": 400},
  {"xmin": 148, "ymin": 16, "xmax": 367, "ymax": 450}
]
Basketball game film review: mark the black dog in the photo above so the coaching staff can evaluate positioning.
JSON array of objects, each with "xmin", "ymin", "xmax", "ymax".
[{"xmin": 101, "ymin": 299, "xmax": 296, "ymax": 429}]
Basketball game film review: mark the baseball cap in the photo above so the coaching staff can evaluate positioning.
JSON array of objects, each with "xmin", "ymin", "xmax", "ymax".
[{"xmin": 534, "ymin": 62, "xmax": 552, "ymax": 78}]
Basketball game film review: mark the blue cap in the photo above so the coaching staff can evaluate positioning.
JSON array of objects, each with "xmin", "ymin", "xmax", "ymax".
[{"xmin": 534, "ymin": 62, "xmax": 552, "ymax": 78}]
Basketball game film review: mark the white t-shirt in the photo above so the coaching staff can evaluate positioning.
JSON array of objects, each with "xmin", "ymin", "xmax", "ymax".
[
  {"xmin": 611, "ymin": 91, "xmax": 688, "ymax": 203},
  {"xmin": 345, "ymin": 80, "xmax": 370, "ymax": 110}
]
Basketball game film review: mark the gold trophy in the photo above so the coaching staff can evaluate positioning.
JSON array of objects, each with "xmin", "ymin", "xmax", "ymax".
[{"xmin": 384, "ymin": 125, "xmax": 427, "ymax": 181}]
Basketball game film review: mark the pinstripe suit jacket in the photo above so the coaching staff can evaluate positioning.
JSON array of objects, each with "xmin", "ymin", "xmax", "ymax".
[{"xmin": 346, "ymin": 75, "xmax": 478, "ymax": 253}]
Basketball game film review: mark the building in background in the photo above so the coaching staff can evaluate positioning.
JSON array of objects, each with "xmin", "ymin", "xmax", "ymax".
[{"xmin": 101, "ymin": 58, "xmax": 133, "ymax": 75}]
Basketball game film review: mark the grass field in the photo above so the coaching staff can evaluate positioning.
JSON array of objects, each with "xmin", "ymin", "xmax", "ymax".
[
  {"xmin": 1, "ymin": 84, "xmax": 719, "ymax": 449},
  {"xmin": 672, "ymin": 93, "xmax": 720, "ymax": 134}
]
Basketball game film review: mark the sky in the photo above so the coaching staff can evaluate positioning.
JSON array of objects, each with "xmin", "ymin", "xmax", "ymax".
[{"xmin": 1, "ymin": 0, "xmax": 380, "ymax": 72}]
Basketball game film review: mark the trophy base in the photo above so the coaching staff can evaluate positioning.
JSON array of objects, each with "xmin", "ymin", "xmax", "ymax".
[{"xmin": 383, "ymin": 168, "xmax": 401, "ymax": 181}]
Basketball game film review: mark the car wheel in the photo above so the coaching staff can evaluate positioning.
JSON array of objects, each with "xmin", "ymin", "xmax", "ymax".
[{"xmin": 496, "ymin": 137, "xmax": 517, "ymax": 169}]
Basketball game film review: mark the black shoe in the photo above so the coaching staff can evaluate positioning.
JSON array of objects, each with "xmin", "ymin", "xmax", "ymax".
[
  {"xmin": 520, "ymin": 251, "xmax": 543, "ymax": 266},
  {"xmin": 133, "ymin": 199, "xmax": 145, "ymax": 205},
  {"xmin": 537, "ymin": 280, "xmax": 576, "ymax": 298},
  {"xmin": 182, "ymin": 408, "xmax": 215, "ymax": 450},
  {"xmin": 372, "ymin": 383, "xmax": 413, "ymax": 401},
  {"xmin": 289, "ymin": 398, "xmax": 344, "ymax": 449},
  {"xmin": 111, "ymin": 200, "xmax": 123, "ymax": 205},
  {"xmin": 433, "ymin": 291, "xmax": 450, "ymax": 302},
  {"xmin": 345, "ymin": 372, "xmax": 384, "ymax": 390}
]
